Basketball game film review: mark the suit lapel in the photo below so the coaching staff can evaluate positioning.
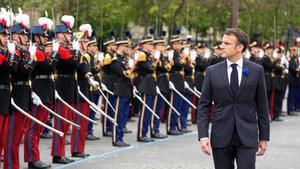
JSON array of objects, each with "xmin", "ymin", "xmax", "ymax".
[
  {"xmin": 220, "ymin": 60, "xmax": 234, "ymax": 99},
  {"xmin": 236, "ymin": 59, "xmax": 249, "ymax": 99}
]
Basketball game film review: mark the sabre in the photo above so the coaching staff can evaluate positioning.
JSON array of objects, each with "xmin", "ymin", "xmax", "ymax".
[
  {"xmin": 39, "ymin": 103, "xmax": 80, "ymax": 129},
  {"xmin": 100, "ymin": 83, "xmax": 114, "ymax": 95},
  {"xmin": 169, "ymin": 82, "xmax": 197, "ymax": 109},
  {"xmin": 156, "ymin": 86, "xmax": 180, "ymax": 116},
  {"xmin": 194, "ymin": 87, "xmax": 202, "ymax": 96},
  {"xmin": 185, "ymin": 84, "xmax": 200, "ymax": 98},
  {"xmin": 97, "ymin": 87, "xmax": 117, "ymax": 115},
  {"xmin": 133, "ymin": 87, "xmax": 160, "ymax": 119},
  {"xmin": 77, "ymin": 87, "xmax": 117, "ymax": 126},
  {"xmin": 11, "ymin": 98, "xmax": 64, "ymax": 137},
  {"xmin": 55, "ymin": 91, "xmax": 97, "ymax": 125}
]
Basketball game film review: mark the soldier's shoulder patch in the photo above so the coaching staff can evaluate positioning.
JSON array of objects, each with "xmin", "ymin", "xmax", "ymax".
[
  {"xmin": 103, "ymin": 53, "xmax": 112, "ymax": 65},
  {"xmin": 137, "ymin": 51, "xmax": 146, "ymax": 62}
]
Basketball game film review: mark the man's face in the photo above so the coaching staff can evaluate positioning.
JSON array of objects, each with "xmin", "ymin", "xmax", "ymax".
[
  {"xmin": 143, "ymin": 43, "xmax": 154, "ymax": 52},
  {"xmin": 35, "ymin": 35, "xmax": 48, "ymax": 45},
  {"xmin": 107, "ymin": 43, "xmax": 117, "ymax": 52},
  {"xmin": 265, "ymin": 48, "xmax": 273, "ymax": 57},
  {"xmin": 220, "ymin": 34, "xmax": 243, "ymax": 59},
  {"xmin": 251, "ymin": 47, "xmax": 260, "ymax": 57},
  {"xmin": 0, "ymin": 33, "xmax": 8, "ymax": 46},
  {"xmin": 196, "ymin": 47, "xmax": 205, "ymax": 55},
  {"xmin": 172, "ymin": 42, "xmax": 181, "ymax": 51},
  {"xmin": 12, "ymin": 33, "xmax": 28, "ymax": 45},
  {"xmin": 80, "ymin": 41, "xmax": 88, "ymax": 51},
  {"xmin": 87, "ymin": 44, "xmax": 98, "ymax": 55},
  {"xmin": 155, "ymin": 44, "xmax": 165, "ymax": 52},
  {"xmin": 57, "ymin": 32, "xmax": 72, "ymax": 43}
]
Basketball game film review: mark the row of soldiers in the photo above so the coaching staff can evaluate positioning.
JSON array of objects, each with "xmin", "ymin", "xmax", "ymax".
[
  {"xmin": 1, "ymin": 8, "xmax": 300, "ymax": 169},
  {"xmin": 247, "ymin": 40, "xmax": 300, "ymax": 121},
  {"xmin": 0, "ymin": 9, "xmax": 209, "ymax": 169}
]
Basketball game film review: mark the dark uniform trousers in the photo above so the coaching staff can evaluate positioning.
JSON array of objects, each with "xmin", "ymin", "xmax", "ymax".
[
  {"xmin": 24, "ymin": 104, "xmax": 51, "ymax": 162},
  {"xmin": 180, "ymin": 93, "xmax": 193, "ymax": 129},
  {"xmin": 102, "ymin": 94, "xmax": 116, "ymax": 134},
  {"xmin": 88, "ymin": 93, "xmax": 100, "ymax": 135},
  {"xmin": 113, "ymin": 96, "xmax": 131, "ymax": 143},
  {"xmin": 137, "ymin": 94, "xmax": 155, "ymax": 139},
  {"xmin": 166, "ymin": 91, "xmax": 183, "ymax": 132},
  {"xmin": 151, "ymin": 92, "xmax": 167, "ymax": 135}
]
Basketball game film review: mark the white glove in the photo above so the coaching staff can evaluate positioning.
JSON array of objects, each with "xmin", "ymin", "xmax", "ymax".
[
  {"xmin": 7, "ymin": 41, "xmax": 16, "ymax": 54},
  {"xmin": 29, "ymin": 43, "xmax": 37, "ymax": 57},
  {"xmin": 168, "ymin": 50, "xmax": 174, "ymax": 61},
  {"xmin": 89, "ymin": 78, "xmax": 99, "ymax": 88},
  {"xmin": 156, "ymin": 86, "xmax": 161, "ymax": 94},
  {"xmin": 154, "ymin": 50, "xmax": 160, "ymax": 60},
  {"xmin": 184, "ymin": 48, "xmax": 190, "ymax": 56},
  {"xmin": 190, "ymin": 50, "xmax": 197, "ymax": 61},
  {"xmin": 97, "ymin": 52, "xmax": 104, "ymax": 62},
  {"xmin": 52, "ymin": 40, "xmax": 60, "ymax": 52},
  {"xmin": 72, "ymin": 40, "xmax": 80, "ymax": 50},
  {"xmin": 31, "ymin": 92, "xmax": 42, "ymax": 106},
  {"xmin": 134, "ymin": 51, "xmax": 139, "ymax": 61},
  {"xmin": 184, "ymin": 81, "xmax": 190, "ymax": 89},
  {"xmin": 133, "ymin": 86, "xmax": 139, "ymax": 95},
  {"xmin": 169, "ymin": 82, "xmax": 175, "ymax": 90},
  {"xmin": 54, "ymin": 90, "xmax": 61, "ymax": 100},
  {"xmin": 101, "ymin": 83, "xmax": 108, "ymax": 92},
  {"xmin": 128, "ymin": 58, "xmax": 135, "ymax": 69}
]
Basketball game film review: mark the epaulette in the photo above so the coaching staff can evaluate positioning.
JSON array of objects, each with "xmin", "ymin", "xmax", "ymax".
[
  {"xmin": 80, "ymin": 53, "xmax": 91, "ymax": 64},
  {"xmin": 137, "ymin": 51, "xmax": 146, "ymax": 62},
  {"xmin": 111, "ymin": 56, "xmax": 117, "ymax": 61},
  {"xmin": 103, "ymin": 53, "xmax": 112, "ymax": 65}
]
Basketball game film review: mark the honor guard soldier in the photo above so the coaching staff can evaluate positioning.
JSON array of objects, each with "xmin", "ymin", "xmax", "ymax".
[
  {"xmin": 101, "ymin": 35, "xmax": 117, "ymax": 137},
  {"xmin": 272, "ymin": 46, "xmax": 286, "ymax": 121},
  {"xmin": 192, "ymin": 42, "xmax": 208, "ymax": 123},
  {"xmin": 71, "ymin": 24, "xmax": 99, "ymax": 158},
  {"xmin": 261, "ymin": 41, "xmax": 276, "ymax": 117},
  {"xmin": 0, "ymin": 9, "xmax": 18, "ymax": 163},
  {"xmin": 110, "ymin": 36, "xmax": 133, "ymax": 147},
  {"xmin": 249, "ymin": 41, "xmax": 262, "ymax": 65},
  {"xmin": 287, "ymin": 47, "xmax": 300, "ymax": 115},
  {"xmin": 209, "ymin": 41, "xmax": 224, "ymax": 65},
  {"xmin": 151, "ymin": 36, "xmax": 169, "ymax": 139},
  {"xmin": 51, "ymin": 15, "xmax": 78, "ymax": 164},
  {"xmin": 4, "ymin": 11, "xmax": 36, "ymax": 169},
  {"xmin": 86, "ymin": 30, "xmax": 102, "ymax": 140},
  {"xmin": 167, "ymin": 34, "xmax": 184, "ymax": 136},
  {"xmin": 180, "ymin": 42, "xmax": 193, "ymax": 133},
  {"xmin": 24, "ymin": 17, "xmax": 55, "ymax": 169},
  {"xmin": 135, "ymin": 36, "xmax": 157, "ymax": 142}
]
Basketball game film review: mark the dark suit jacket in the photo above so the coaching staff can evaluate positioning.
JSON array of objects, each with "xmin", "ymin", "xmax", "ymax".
[{"xmin": 197, "ymin": 59, "xmax": 270, "ymax": 148}]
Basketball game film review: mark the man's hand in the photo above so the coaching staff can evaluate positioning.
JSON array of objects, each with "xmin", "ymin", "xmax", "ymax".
[
  {"xmin": 200, "ymin": 138, "xmax": 212, "ymax": 155},
  {"xmin": 256, "ymin": 141, "xmax": 268, "ymax": 156}
]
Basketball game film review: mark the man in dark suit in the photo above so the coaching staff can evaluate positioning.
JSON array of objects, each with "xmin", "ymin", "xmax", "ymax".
[{"xmin": 197, "ymin": 28, "xmax": 270, "ymax": 169}]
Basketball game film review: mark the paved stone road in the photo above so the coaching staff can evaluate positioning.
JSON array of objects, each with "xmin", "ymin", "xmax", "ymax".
[{"xmin": 16, "ymin": 112, "xmax": 300, "ymax": 169}]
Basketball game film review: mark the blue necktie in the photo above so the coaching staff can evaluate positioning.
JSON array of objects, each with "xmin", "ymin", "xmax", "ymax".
[{"xmin": 230, "ymin": 64, "xmax": 238, "ymax": 97}]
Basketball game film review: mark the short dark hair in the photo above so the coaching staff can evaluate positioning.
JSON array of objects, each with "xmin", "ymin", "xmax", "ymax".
[{"xmin": 223, "ymin": 28, "xmax": 249, "ymax": 53}]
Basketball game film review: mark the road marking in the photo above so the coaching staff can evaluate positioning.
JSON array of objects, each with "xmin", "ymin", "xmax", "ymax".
[{"xmin": 54, "ymin": 131, "xmax": 197, "ymax": 169}]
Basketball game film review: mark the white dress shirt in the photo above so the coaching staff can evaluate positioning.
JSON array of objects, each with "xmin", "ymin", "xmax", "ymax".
[{"xmin": 226, "ymin": 57, "xmax": 243, "ymax": 86}]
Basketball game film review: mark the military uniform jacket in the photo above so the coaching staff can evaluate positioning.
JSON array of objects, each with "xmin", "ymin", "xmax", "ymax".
[
  {"xmin": 135, "ymin": 50, "xmax": 156, "ymax": 95},
  {"xmin": 110, "ymin": 54, "xmax": 133, "ymax": 98},
  {"xmin": 31, "ymin": 45, "xmax": 57, "ymax": 104},
  {"xmin": 194, "ymin": 55, "xmax": 208, "ymax": 91},
  {"xmin": 156, "ymin": 55, "xmax": 171, "ymax": 94},
  {"xmin": 170, "ymin": 50, "xmax": 185, "ymax": 93},
  {"xmin": 261, "ymin": 55, "xmax": 276, "ymax": 90},
  {"xmin": 288, "ymin": 59, "xmax": 300, "ymax": 85},
  {"xmin": 55, "ymin": 44, "xmax": 79, "ymax": 103},
  {"xmin": 209, "ymin": 55, "xmax": 224, "ymax": 66},
  {"xmin": 77, "ymin": 53, "xmax": 92, "ymax": 100},
  {"xmin": 11, "ymin": 47, "xmax": 35, "ymax": 112},
  {"xmin": 249, "ymin": 55, "xmax": 262, "ymax": 65},
  {"xmin": 102, "ymin": 52, "xmax": 118, "ymax": 91},
  {"xmin": 184, "ymin": 63, "xmax": 194, "ymax": 94},
  {"xmin": 90, "ymin": 54, "xmax": 101, "ymax": 95},
  {"xmin": 272, "ymin": 61, "xmax": 284, "ymax": 91},
  {"xmin": 0, "ymin": 49, "xmax": 18, "ymax": 115}
]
